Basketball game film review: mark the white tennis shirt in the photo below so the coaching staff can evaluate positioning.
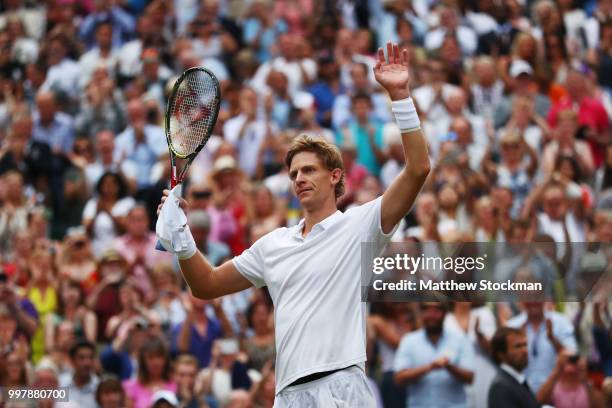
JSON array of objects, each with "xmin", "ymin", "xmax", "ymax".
[{"xmin": 233, "ymin": 196, "xmax": 396, "ymax": 394}]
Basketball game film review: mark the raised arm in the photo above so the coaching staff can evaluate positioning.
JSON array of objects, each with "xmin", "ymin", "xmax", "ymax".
[{"xmin": 374, "ymin": 42, "xmax": 431, "ymax": 234}]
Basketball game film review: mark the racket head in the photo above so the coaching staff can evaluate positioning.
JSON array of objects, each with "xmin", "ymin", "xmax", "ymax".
[{"xmin": 165, "ymin": 67, "xmax": 221, "ymax": 161}]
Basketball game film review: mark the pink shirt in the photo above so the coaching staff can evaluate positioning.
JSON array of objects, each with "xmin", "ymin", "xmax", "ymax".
[
  {"xmin": 114, "ymin": 232, "xmax": 172, "ymax": 302},
  {"xmin": 122, "ymin": 379, "xmax": 177, "ymax": 408},
  {"xmin": 551, "ymin": 382, "xmax": 590, "ymax": 408}
]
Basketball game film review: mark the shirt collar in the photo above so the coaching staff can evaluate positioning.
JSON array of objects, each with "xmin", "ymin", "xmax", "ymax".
[
  {"xmin": 501, "ymin": 363, "xmax": 526, "ymax": 384},
  {"xmin": 293, "ymin": 210, "xmax": 342, "ymax": 239}
]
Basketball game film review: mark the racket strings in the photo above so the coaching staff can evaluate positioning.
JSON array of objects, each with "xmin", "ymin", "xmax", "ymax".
[{"xmin": 169, "ymin": 70, "xmax": 218, "ymax": 157}]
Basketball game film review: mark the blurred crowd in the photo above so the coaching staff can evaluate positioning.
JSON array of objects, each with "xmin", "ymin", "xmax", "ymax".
[{"xmin": 0, "ymin": 0, "xmax": 610, "ymax": 407}]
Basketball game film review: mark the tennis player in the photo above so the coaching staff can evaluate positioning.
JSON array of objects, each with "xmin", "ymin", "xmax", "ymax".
[{"xmin": 156, "ymin": 42, "xmax": 430, "ymax": 406}]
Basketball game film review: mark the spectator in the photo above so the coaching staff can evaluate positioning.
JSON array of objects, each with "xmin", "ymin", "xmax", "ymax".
[
  {"xmin": 394, "ymin": 302, "xmax": 475, "ymax": 407},
  {"xmin": 45, "ymin": 280, "xmax": 97, "ymax": 354},
  {"xmin": 337, "ymin": 92, "xmax": 387, "ymax": 177},
  {"xmin": 95, "ymin": 376, "xmax": 127, "ymax": 408},
  {"xmin": 114, "ymin": 99, "xmax": 167, "ymax": 192},
  {"xmin": 444, "ymin": 302, "xmax": 497, "ymax": 408},
  {"xmin": 122, "ymin": 337, "xmax": 177, "ymax": 408},
  {"xmin": 243, "ymin": 300, "xmax": 275, "ymax": 372},
  {"xmin": 77, "ymin": 21, "xmax": 119, "ymax": 89},
  {"xmin": 0, "ymin": 113, "xmax": 54, "ymax": 199},
  {"xmin": 173, "ymin": 354, "xmax": 201, "ymax": 408},
  {"xmin": 250, "ymin": 33, "xmax": 317, "ymax": 96},
  {"xmin": 187, "ymin": 209, "xmax": 231, "ymax": 267},
  {"xmin": 332, "ymin": 62, "xmax": 392, "ymax": 130},
  {"xmin": 196, "ymin": 338, "xmax": 252, "ymax": 405},
  {"xmin": 82, "ymin": 171, "xmax": 134, "ymax": 256},
  {"xmin": 78, "ymin": 0, "xmax": 136, "ymax": 50},
  {"xmin": 506, "ymin": 302, "xmax": 578, "ymax": 392},
  {"xmin": 32, "ymin": 90, "xmax": 74, "ymax": 154},
  {"xmin": 75, "ymin": 68, "xmax": 127, "ymax": 137},
  {"xmin": 547, "ymin": 69, "xmax": 610, "ymax": 167},
  {"xmin": 536, "ymin": 350, "xmax": 603, "ymax": 408},
  {"xmin": 150, "ymin": 263, "xmax": 186, "ymax": 334},
  {"xmin": 27, "ymin": 248, "xmax": 57, "ymax": 363},
  {"xmin": 368, "ymin": 302, "xmax": 416, "ymax": 408},
  {"xmin": 542, "ymin": 109, "xmax": 596, "ymax": 179},
  {"xmin": 84, "ymin": 130, "xmax": 136, "ymax": 193},
  {"xmin": 223, "ymin": 88, "xmax": 270, "ymax": 178},
  {"xmin": 488, "ymin": 326, "xmax": 540, "ymax": 408},
  {"xmin": 114, "ymin": 204, "xmax": 172, "ymax": 303},
  {"xmin": 59, "ymin": 340, "xmax": 100, "ymax": 407},
  {"xmin": 85, "ymin": 249, "xmax": 126, "ymax": 341},
  {"xmin": 57, "ymin": 227, "xmax": 97, "ymax": 294},
  {"xmin": 40, "ymin": 35, "xmax": 80, "ymax": 98},
  {"xmin": 171, "ymin": 293, "xmax": 230, "ymax": 368},
  {"xmin": 494, "ymin": 59, "xmax": 551, "ymax": 129},
  {"xmin": 116, "ymin": 14, "xmax": 164, "ymax": 82},
  {"xmin": 425, "ymin": 5, "xmax": 478, "ymax": 56},
  {"xmin": 243, "ymin": 0, "xmax": 287, "ymax": 63},
  {"xmin": 0, "ymin": 170, "xmax": 28, "ymax": 260}
]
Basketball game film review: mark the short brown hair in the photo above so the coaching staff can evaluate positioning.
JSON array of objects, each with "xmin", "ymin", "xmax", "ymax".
[
  {"xmin": 491, "ymin": 327, "xmax": 524, "ymax": 365},
  {"xmin": 285, "ymin": 135, "xmax": 345, "ymax": 199}
]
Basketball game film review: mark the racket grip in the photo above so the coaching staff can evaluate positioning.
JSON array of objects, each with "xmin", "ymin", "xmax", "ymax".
[{"xmin": 155, "ymin": 240, "xmax": 167, "ymax": 252}]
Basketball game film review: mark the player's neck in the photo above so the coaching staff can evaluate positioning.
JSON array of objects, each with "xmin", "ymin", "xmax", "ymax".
[{"xmin": 301, "ymin": 201, "xmax": 338, "ymax": 237}]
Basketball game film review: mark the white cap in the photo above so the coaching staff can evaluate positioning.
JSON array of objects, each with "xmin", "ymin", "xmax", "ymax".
[
  {"xmin": 151, "ymin": 390, "xmax": 178, "ymax": 407},
  {"xmin": 213, "ymin": 155, "xmax": 238, "ymax": 173},
  {"xmin": 509, "ymin": 59, "xmax": 533, "ymax": 78},
  {"xmin": 293, "ymin": 92, "xmax": 314, "ymax": 110}
]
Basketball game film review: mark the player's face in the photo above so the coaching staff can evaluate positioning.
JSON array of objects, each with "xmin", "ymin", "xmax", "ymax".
[{"xmin": 289, "ymin": 152, "xmax": 337, "ymax": 209}]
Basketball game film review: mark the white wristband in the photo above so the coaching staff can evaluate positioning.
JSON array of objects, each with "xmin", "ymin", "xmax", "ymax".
[
  {"xmin": 391, "ymin": 97, "xmax": 421, "ymax": 132},
  {"xmin": 175, "ymin": 224, "xmax": 198, "ymax": 260}
]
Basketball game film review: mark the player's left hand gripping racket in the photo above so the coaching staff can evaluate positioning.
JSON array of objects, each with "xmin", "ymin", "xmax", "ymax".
[{"xmin": 156, "ymin": 67, "xmax": 221, "ymax": 251}]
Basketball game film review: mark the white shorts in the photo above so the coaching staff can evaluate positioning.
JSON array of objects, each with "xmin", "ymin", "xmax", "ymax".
[{"xmin": 273, "ymin": 366, "xmax": 377, "ymax": 408}]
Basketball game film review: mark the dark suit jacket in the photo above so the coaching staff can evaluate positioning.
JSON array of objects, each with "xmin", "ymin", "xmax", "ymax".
[{"xmin": 488, "ymin": 367, "xmax": 541, "ymax": 408}]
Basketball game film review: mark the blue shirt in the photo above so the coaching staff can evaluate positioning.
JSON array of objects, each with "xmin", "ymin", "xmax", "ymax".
[
  {"xmin": 171, "ymin": 318, "xmax": 223, "ymax": 368},
  {"xmin": 336, "ymin": 120, "xmax": 385, "ymax": 177},
  {"xmin": 307, "ymin": 82, "xmax": 344, "ymax": 126},
  {"xmin": 115, "ymin": 125, "xmax": 167, "ymax": 188},
  {"xmin": 243, "ymin": 18, "xmax": 288, "ymax": 63},
  {"xmin": 506, "ymin": 311, "xmax": 577, "ymax": 392},
  {"xmin": 32, "ymin": 112, "xmax": 75, "ymax": 154},
  {"xmin": 394, "ymin": 328, "xmax": 475, "ymax": 408}
]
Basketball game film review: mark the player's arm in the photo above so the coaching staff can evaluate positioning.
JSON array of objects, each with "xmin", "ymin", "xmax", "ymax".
[
  {"xmin": 179, "ymin": 255, "xmax": 252, "ymax": 299},
  {"xmin": 157, "ymin": 190, "xmax": 253, "ymax": 299},
  {"xmin": 374, "ymin": 42, "xmax": 431, "ymax": 234}
]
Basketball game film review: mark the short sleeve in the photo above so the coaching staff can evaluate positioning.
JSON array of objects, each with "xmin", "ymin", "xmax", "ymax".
[
  {"xmin": 232, "ymin": 236, "xmax": 267, "ymax": 288},
  {"xmin": 456, "ymin": 335, "xmax": 476, "ymax": 372},
  {"xmin": 393, "ymin": 335, "xmax": 413, "ymax": 372},
  {"xmin": 112, "ymin": 197, "xmax": 135, "ymax": 217},
  {"xmin": 82, "ymin": 199, "xmax": 97, "ymax": 221},
  {"xmin": 347, "ymin": 196, "xmax": 400, "ymax": 245},
  {"xmin": 554, "ymin": 314, "xmax": 578, "ymax": 352}
]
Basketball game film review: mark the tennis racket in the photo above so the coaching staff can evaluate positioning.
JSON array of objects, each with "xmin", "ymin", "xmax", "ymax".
[
  {"xmin": 156, "ymin": 67, "xmax": 221, "ymax": 251},
  {"xmin": 166, "ymin": 67, "xmax": 221, "ymax": 187}
]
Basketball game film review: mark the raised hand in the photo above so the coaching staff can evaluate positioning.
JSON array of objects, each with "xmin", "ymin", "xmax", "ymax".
[{"xmin": 374, "ymin": 42, "xmax": 411, "ymax": 101}]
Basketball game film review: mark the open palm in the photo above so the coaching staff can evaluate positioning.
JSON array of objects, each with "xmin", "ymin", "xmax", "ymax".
[{"xmin": 373, "ymin": 42, "xmax": 411, "ymax": 101}]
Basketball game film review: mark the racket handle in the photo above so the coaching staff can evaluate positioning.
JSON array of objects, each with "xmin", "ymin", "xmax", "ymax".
[
  {"xmin": 156, "ymin": 240, "xmax": 167, "ymax": 252},
  {"xmin": 158, "ymin": 176, "xmax": 177, "ymax": 252}
]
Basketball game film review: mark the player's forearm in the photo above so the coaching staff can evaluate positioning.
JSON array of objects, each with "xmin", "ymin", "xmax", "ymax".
[
  {"xmin": 178, "ymin": 251, "xmax": 218, "ymax": 299},
  {"xmin": 401, "ymin": 128, "xmax": 430, "ymax": 178},
  {"xmin": 394, "ymin": 363, "xmax": 432, "ymax": 385}
]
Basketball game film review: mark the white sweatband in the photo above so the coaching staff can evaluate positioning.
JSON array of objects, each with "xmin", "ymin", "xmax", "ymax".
[
  {"xmin": 175, "ymin": 224, "xmax": 198, "ymax": 260},
  {"xmin": 391, "ymin": 97, "xmax": 421, "ymax": 132}
]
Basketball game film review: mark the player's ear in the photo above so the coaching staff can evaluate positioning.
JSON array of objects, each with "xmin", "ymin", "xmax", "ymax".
[{"xmin": 330, "ymin": 168, "xmax": 342, "ymax": 185}]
